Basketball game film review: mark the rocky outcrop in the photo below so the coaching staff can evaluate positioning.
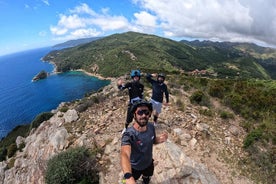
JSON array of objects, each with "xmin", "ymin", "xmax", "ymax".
[
  {"xmin": 0, "ymin": 80, "xmax": 254, "ymax": 184},
  {"xmin": 32, "ymin": 70, "xmax": 48, "ymax": 81}
]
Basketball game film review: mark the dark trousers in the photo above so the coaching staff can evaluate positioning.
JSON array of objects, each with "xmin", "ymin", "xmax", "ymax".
[
  {"xmin": 132, "ymin": 160, "xmax": 154, "ymax": 183},
  {"xmin": 125, "ymin": 103, "xmax": 134, "ymax": 127}
]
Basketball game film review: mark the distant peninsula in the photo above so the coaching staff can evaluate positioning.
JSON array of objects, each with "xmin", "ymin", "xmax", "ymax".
[{"xmin": 32, "ymin": 70, "xmax": 48, "ymax": 82}]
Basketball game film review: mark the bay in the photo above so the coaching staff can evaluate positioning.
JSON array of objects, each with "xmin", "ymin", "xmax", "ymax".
[{"xmin": 0, "ymin": 47, "xmax": 110, "ymax": 138}]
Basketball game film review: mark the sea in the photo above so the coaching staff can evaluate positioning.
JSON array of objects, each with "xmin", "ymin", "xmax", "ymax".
[{"xmin": 0, "ymin": 47, "xmax": 110, "ymax": 139}]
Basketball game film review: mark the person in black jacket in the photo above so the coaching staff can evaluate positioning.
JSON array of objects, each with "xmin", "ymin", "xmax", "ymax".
[
  {"xmin": 118, "ymin": 70, "xmax": 144, "ymax": 133},
  {"xmin": 146, "ymin": 73, "xmax": 169, "ymax": 126}
]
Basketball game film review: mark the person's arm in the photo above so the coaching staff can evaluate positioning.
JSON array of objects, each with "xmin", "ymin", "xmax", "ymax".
[
  {"xmin": 146, "ymin": 73, "xmax": 156, "ymax": 83},
  {"xmin": 154, "ymin": 132, "xmax": 168, "ymax": 144},
  {"xmin": 118, "ymin": 79, "xmax": 130, "ymax": 90},
  {"xmin": 164, "ymin": 84, "xmax": 169, "ymax": 103},
  {"xmin": 121, "ymin": 145, "xmax": 136, "ymax": 183}
]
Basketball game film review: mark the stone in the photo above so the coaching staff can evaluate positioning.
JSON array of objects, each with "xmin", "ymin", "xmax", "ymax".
[{"xmin": 64, "ymin": 109, "xmax": 79, "ymax": 123}]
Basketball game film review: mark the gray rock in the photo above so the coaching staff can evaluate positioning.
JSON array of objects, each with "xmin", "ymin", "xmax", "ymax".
[{"xmin": 64, "ymin": 109, "xmax": 79, "ymax": 123}]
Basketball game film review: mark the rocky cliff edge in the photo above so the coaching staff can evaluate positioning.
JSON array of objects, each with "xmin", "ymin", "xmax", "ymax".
[{"xmin": 0, "ymin": 79, "xmax": 254, "ymax": 184}]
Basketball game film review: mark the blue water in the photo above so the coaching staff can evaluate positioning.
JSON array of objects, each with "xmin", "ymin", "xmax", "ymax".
[{"xmin": 0, "ymin": 47, "xmax": 110, "ymax": 138}]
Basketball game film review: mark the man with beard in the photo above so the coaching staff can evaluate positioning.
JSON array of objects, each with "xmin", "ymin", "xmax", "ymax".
[
  {"xmin": 120, "ymin": 100, "xmax": 168, "ymax": 184},
  {"xmin": 118, "ymin": 70, "xmax": 144, "ymax": 134}
]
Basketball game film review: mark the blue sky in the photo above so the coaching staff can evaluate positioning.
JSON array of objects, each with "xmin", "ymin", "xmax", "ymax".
[{"xmin": 0, "ymin": 0, "xmax": 276, "ymax": 56}]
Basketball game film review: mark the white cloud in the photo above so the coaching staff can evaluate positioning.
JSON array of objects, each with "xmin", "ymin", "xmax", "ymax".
[
  {"xmin": 41, "ymin": 0, "xmax": 49, "ymax": 6},
  {"xmin": 50, "ymin": 1, "xmax": 276, "ymax": 47},
  {"xmin": 134, "ymin": 0, "xmax": 276, "ymax": 46},
  {"xmin": 58, "ymin": 14, "xmax": 86, "ymax": 29},
  {"xmin": 51, "ymin": 3, "xmax": 130, "ymax": 40},
  {"xmin": 50, "ymin": 26, "xmax": 68, "ymax": 35},
  {"xmin": 134, "ymin": 11, "xmax": 157, "ymax": 28},
  {"xmin": 69, "ymin": 3, "xmax": 96, "ymax": 16},
  {"xmin": 71, "ymin": 28, "xmax": 101, "ymax": 38},
  {"xmin": 87, "ymin": 15, "xmax": 129, "ymax": 31}
]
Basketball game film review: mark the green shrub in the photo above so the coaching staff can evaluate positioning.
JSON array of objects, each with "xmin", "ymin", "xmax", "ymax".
[
  {"xmin": 60, "ymin": 106, "xmax": 69, "ymax": 113},
  {"xmin": 240, "ymin": 121, "xmax": 252, "ymax": 132},
  {"xmin": 208, "ymin": 84, "xmax": 224, "ymax": 98},
  {"xmin": 219, "ymin": 110, "xmax": 234, "ymax": 119},
  {"xmin": 190, "ymin": 90, "xmax": 204, "ymax": 104},
  {"xmin": 199, "ymin": 108, "xmax": 213, "ymax": 117},
  {"xmin": 245, "ymin": 143, "xmax": 276, "ymax": 183},
  {"xmin": 7, "ymin": 158, "xmax": 16, "ymax": 169},
  {"xmin": 0, "ymin": 147, "xmax": 7, "ymax": 161},
  {"xmin": 189, "ymin": 90, "xmax": 210, "ymax": 106},
  {"xmin": 30, "ymin": 112, "xmax": 54, "ymax": 130},
  {"xmin": 0, "ymin": 125, "xmax": 30, "ymax": 149},
  {"xmin": 243, "ymin": 129, "xmax": 263, "ymax": 148},
  {"xmin": 7, "ymin": 143, "xmax": 17, "ymax": 158},
  {"xmin": 45, "ymin": 147, "xmax": 99, "ymax": 184}
]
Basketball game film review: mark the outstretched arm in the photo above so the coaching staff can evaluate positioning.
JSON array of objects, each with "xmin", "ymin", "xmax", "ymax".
[
  {"xmin": 146, "ymin": 73, "xmax": 156, "ymax": 83},
  {"xmin": 121, "ymin": 145, "xmax": 136, "ymax": 183},
  {"xmin": 118, "ymin": 78, "xmax": 129, "ymax": 90}
]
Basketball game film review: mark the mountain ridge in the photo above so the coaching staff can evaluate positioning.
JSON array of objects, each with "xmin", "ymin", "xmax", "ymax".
[{"xmin": 43, "ymin": 31, "xmax": 276, "ymax": 79}]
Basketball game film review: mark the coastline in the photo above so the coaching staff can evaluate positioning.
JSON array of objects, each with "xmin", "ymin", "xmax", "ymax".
[
  {"xmin": 45, "ymin": 59, "xmax": 114, "ymax": 81},
  {"xmin": 75, "ymin": 69, "xmax": 116, "ymax": 81}
]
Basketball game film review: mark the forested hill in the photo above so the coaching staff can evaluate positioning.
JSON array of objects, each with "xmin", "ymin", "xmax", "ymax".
[
  {"xmin": 43, "ymin": 31, "xmax": 276, "ymax": 79},
  {"xmin": 181, "ymin": 40, "xmax": 276, "ymax": 79}
]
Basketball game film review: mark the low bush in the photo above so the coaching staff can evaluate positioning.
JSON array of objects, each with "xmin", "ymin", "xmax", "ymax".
[
  {"xmin": 243, "ymin": 129, "xmax": 263, "ymax": 149},
  {"xmin": 189, "ymin": 90, "xmax": 210, "ymax": 106},
  {"xmin": 219, "ymin": 110, "xmax": 234, "ymax": 119},
  {"xmin": 208, "ymin": 84, "xmax": 225, "ymax": 98},
  {"xmin": 0, "ymin": 147, "xmax": 7, "ymax": 161},
  {"xmin": 199, "ymin": 108, "xmax": 213, "ymax": 117},
  {"xmin": 30, "ymin": 112, "xmax": 54, "ymax": 130},
  {"xmin": 60, "ymin": 106, "xmax": 69, "ymax": 113},
  {"xmin": 190, "ymin": 90, "xmax": 204, "ymax": 104},
  {"xmin": 45, "ymin": 147, "xmax": 99, "ymax": 184},
  {"xmin": 7, "ymin": 143, "xmax": 17, "ymax": 158}
]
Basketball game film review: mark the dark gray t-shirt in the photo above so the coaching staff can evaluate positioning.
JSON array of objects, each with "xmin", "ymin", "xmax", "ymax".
[{"xmin": 121, "ymin": 123, "xmax": 156, "ymax": 170}]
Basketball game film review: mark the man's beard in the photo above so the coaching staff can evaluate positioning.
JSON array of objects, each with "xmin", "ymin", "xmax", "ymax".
[{"xmin": 136, "ymin": 117, "xmax": 148, "ymax": 127}]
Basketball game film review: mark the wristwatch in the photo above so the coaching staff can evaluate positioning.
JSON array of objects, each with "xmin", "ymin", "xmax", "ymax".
[{"xmin": 124, "ymin": 172, "xmax": 132, "ymax": 179}]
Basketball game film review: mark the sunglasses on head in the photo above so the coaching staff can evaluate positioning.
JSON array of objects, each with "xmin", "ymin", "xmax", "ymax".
[{"xmin": 136, "ymin": 109, "xmax": 150, "ymax": 116}]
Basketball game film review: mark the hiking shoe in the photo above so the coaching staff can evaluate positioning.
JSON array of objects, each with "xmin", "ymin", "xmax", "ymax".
[{"xmin": 121, "ymin": 128, "xmax": 126, "ymax": 134}]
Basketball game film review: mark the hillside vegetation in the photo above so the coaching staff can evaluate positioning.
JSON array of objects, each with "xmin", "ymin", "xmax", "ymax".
[
  {"xmin": 43, "ymin": 31, "xmax": 276, "ymax": 79},
  {"xmin": 170, "ymin": 76, "xmax": 275, "ymax": 183},
  {"xmin": 182, "ymin": 40, "xmax": 276, "ymax": 79}
]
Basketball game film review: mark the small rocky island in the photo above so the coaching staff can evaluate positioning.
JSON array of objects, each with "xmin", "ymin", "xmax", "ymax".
[{"xmin": 32, "ymin": 70, "xmax": 48, "ymax": 82}]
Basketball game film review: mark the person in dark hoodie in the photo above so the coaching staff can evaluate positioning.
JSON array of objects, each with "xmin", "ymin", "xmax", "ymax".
[
  {"xmin": 118, "ymin": 70, "xmax": 144, "ymax": 133},
  {"xmin": 146, "ymin": 73, "xmax": 169, "ymax": 126}
]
